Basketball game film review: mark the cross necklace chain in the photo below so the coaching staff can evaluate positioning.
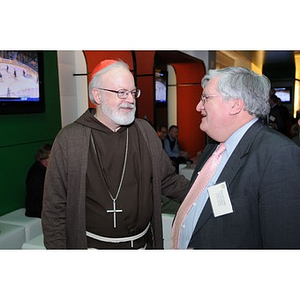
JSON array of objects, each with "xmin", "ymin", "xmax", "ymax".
[{"xmin": 91, "ymin": 128, "xmax": 129, "ymax": 228}]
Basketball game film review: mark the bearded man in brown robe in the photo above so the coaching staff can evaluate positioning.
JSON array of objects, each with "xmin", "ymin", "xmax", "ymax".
[{"xmin": 42, "ymin": 59, "xmax": 189, "ymax": 249}]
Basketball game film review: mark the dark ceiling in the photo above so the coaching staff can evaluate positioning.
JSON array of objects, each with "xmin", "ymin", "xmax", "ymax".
[
  {"xmin": 263, "ymin": 50, "xmax": 295, "ymax": 80},
  {"xmin": 154, "ymin": 51, "xmax": 203, "ymax": 64}
]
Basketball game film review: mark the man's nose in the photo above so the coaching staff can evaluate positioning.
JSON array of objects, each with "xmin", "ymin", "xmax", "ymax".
[
  {"xmin": 124, "ymin": 92, "xmax": 135, "ymax": 103},
  {"xmin": 196, "ymin": 99, "xmax": 204, "ymax": 111}
]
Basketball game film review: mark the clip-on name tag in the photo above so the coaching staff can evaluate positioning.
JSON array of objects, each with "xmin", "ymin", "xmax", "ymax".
[{"xmin": 208, "ymin": 182, "xmax": 233, "ymax": 217}]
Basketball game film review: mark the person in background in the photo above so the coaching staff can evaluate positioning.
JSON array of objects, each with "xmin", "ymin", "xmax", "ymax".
[
  {"xmin": 291, "ymin": 109, "xmax": 300, "ymax": 146},
  {"xmin": 171, "ymin": 66, "xmax": 300, "ymax": 249},
  {"xmin": 42, "ymin": 59, "xmax": 189, "ymax": 249},
  {"xmin": 277, "ymin": 97, "xmax": 291, "ymax": 136},
  {"xmin": 269, "ymin": 89, "xmax": 294, "ymax": 137},
  {"xmin": 156, "ymin": 124, "xmax": 168, "ymax": 148},
  {"xmin": 25, "ymin": 144, "xmax": 52, "ymax": 218},
  {"xmin": 269, "ymin": 94, "xmax": 286, "ymax": 134},
  {"xmin": 164, "ymin": 125, "xmax": 189, "ymax": 173},
  {"xmin": 155, "ymin": 124, "xmax": 181, "ymax": 214}
]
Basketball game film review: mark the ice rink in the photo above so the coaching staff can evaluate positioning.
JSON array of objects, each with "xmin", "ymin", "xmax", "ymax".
[{"xmin": 0, "ymin": 59, "xmax": 39, "ymax": 98}]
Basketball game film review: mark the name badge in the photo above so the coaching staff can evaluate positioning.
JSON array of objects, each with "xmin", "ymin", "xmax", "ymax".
[
  {"xmin": 269, "ymin": 115, "xmax": 276, "ymax": 122},
  {"xmin": 208, "ymin": 182, "xmax": 233, "ymax": 217}
]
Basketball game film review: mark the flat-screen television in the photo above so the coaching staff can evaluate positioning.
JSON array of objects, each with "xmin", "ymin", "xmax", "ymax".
[
  {"xmin": 273, "ymin": 87, "xmax": 292, "ymax": 103},
  {"xmin": 155, "ymin": 69, "xmax": 167, "ymax": 103},
  {"xmin": 0, "ymin": 51, "xmax": 45, "ymax": 114}
]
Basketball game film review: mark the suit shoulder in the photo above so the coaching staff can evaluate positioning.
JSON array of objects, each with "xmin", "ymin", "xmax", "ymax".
[
  {"xmin": 251, "ymin": 126, "xmax": 300, "ymax": 161},
  {"xmin": 259, "ymin": 126, "xmax": 295, "ymax": 146}
]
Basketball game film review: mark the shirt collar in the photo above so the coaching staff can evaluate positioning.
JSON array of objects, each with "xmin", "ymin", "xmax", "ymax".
[{"xmin": 224, "ymin": 118, "xmax": 258, "ymax": 157}]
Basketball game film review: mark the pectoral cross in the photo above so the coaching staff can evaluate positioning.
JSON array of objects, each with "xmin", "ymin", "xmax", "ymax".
[{"xmin": 107, "ymin": 201, "xmax": 123, "ymax": 228}]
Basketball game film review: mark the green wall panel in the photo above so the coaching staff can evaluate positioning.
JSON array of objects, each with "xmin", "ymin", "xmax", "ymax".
[{"xmin": 0, "ymin": 51, "xmax": 62, "ymax": 216}]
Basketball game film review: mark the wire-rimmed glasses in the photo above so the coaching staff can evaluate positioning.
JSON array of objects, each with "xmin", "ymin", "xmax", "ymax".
[
  {"xmin": 96, "ymin": 87, "xmax": 141, "ymax": 99},
  {"xmin": 200, "ymin": 94, "xmax": 218, "ymax": 105}
]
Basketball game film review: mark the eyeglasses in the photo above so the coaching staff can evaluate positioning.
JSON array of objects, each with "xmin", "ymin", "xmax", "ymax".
[
  {"xmin": 200, "ymin": 94, "xmax": 218, "ymax": 105},
  {"xmin": 96, "ymin": 87, "xmax": 141, "ymax": 99}
]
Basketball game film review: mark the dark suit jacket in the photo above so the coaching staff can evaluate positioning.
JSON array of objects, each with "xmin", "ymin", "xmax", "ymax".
[{"xmin": 187, "ymin": 120, "xmax": 300, "ymax": 249}]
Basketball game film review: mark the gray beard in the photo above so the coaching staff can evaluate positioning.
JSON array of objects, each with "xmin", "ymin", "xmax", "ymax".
[{"xmin": 101, "ymin": 102, "xmax": 136, "ymax": 126}]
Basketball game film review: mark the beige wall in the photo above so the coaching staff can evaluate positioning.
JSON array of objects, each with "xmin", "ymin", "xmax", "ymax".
[
  {"xmin": 294, "ymin": 53, "xmax": 300, "ymax": 115},
  {"xmin": 216, "ymin": 51, "xmax": 264, "ymax": 74}
]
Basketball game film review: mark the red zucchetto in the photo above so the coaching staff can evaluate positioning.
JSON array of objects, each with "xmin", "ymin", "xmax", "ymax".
[{"xmin": 90, "ymin": 59, "xmax": 117, "ymax": 79}]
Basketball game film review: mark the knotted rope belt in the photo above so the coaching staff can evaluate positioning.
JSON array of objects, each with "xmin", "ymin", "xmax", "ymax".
[{"xmin": 86, "ymin": 223, "xmax": 150, "ymax": 248}]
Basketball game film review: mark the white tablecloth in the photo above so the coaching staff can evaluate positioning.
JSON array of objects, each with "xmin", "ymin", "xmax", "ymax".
[
  {"xmin": 179, "ymin": 164, "xmax": 196, "ymax": 181},
  {"xmin": 0, "ymin": 208, "xmax": 42, "ymax": 241},
  {"xmin": 22, "ymin": 234, "xmax": 45, "ymax": 249},
  {"xmin": 0, "ymin": 222, "xmax": 25, "ymax": 249}
]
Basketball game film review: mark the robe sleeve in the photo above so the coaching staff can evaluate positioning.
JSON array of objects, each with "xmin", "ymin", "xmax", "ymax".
[{"xmin": 42, "ymin": 129, "xmax": 68, "ymax": 248}]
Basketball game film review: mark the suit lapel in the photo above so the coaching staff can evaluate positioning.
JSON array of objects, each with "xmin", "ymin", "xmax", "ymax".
[{"xmin": 190, "ymin": 120, "xmax": 264, "ymax": 236}]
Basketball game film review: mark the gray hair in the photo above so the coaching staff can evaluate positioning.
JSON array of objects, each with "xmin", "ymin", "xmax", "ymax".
[
  {"xmin": 88, "ymin": 60, "xmax": 130, "ymax": 105},
  {"xmin": 201, "ymin": 67, "xmax": 271, "ymax": 117}
]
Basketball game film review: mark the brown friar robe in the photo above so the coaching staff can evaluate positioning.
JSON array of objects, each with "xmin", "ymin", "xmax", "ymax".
[
  {"xmin": 42, "ymin": 108, "xmax": 190, "ymax": 249},
  {"xmin": 84, "ymin": 114, "xmax": 153, "ymax": 249}
]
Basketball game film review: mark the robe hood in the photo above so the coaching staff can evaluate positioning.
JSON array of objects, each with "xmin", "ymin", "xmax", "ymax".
[{"xmin": 75, "ymin": 108, "xmax": 129, "ymax": 133}]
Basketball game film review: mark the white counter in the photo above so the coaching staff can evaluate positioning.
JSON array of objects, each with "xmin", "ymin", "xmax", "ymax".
[
  {"xmin": 0, "ymin": 222, "xmax": 25, "ymax": 249},
  {"xmin": 179, "ymin": 164, "xmax": 196, "ymax": 181}
]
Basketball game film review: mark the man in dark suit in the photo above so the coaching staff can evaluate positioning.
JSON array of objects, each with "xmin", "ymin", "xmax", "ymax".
[
  {"xmin": 269, "ymin": 94, "xmax": 286, "ymax": 134},
  {"xmin": 171, "ymin": 67, "xmax": 300, "ymax": 249}
]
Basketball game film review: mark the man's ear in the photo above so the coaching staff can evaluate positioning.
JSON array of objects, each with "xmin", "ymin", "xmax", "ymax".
[
  {"xmin": 92, "ymin": 88, "xmax": 101, "ymax": 105},
  {"xmin": 229, "ymin": 98, "xmax": 244, "ymax": 115}
]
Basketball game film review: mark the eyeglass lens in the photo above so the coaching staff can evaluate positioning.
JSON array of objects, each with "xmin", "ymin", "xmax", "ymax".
[{"xmin": 118, "ymin": 89, "xmax": 141, "ymax": 99}]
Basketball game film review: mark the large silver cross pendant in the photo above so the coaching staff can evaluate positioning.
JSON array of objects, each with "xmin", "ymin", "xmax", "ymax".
[{"xmin": 107, "ymin": 201, "xmax": 123, "ymax": 228}]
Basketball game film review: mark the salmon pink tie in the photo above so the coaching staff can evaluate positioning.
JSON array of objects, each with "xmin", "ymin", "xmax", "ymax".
[{"xmin": 171, "ymin": 143, "xmax": 226, "ymax": 249}]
